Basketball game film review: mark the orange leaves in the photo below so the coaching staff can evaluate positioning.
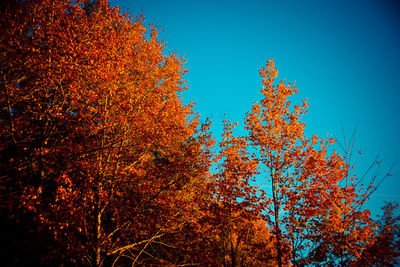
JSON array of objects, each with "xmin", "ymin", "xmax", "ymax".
[
  {"xmin": 0, "ymin": 0, "xmax": 211, "ymax": 265},
  {"xmin": 207, "ymin": 119, "xmax": 273, "ymax": 265},
  {"xmin": 21, "ymin": 186, "xmax": 42, "ymax": 212},
  {"xmin": 246, "ymin": 62, "xmax": 307, "ymax": 166},
  {"xmin": 1, "ymin": 1, "xmax": 397, "ymax": 265},
  {"xmin": 54, "ymin": 173, "xmax": 75, "ymax": 203},
  {"xmin": 215, "ymin": 120, "xmax": 259, "ymax": 208},
  {"xmin": 243, "ymin": 60, "xmax": 385, "ymax": 266}
]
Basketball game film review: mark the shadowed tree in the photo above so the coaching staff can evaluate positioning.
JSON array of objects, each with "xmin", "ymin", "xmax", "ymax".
[{"xmin": 0, "ymin": 0, "xmax": 212, "ymax": 265}]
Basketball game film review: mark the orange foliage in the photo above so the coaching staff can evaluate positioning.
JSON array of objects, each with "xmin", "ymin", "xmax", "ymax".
[
  {"xmin": 0, "ymin": 1, "xmax": 398, "ymax": 266},
  {"xmin": 245, "ymin": 60, "xmax": 392, "ymax": 266},
  {"xmin": 1, "ymin": 0, "xmax": 211, "ymax": 265}
]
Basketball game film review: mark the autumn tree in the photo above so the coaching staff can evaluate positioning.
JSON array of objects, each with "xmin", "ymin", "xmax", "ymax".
[
  {"xmin": 0, "ymin": 0, "xmax": 213, "ymax": 265},
  {"xmin": 357, "ymin": 201, "xmax": 400, "ymax": 266},
  {"xmin": 245, "ymin": 60, "xmax": 310, "ymax": 266},
  {"xmin": 329, "ymin": 131, "xmax": 400, "ymax": 266},
  {"xmin": 244, "ymin": 60, "xmax": 391, "ymax": 266},
  {"xmin": 208, "ymin": 120, "xmax": 275, "ymax": 266}
]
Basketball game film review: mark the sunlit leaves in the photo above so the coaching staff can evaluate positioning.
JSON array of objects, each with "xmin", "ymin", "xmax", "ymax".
[
  {"xmin": 0, "ymin": 0, "xmax": 208, "ymax": 265},
  {"xmin": 244, "ymin": 60, "xmax": 393, "ymax": 266}
]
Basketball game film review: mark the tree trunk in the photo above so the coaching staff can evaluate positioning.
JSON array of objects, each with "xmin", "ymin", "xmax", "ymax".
[
  {"xmin": 95, "ymin": 209, "xmax": 102, "ymax": 267},
  {"xmin": 94, "ymin": 182, "xmax": 103, "ymax": 267},
  {"xmin": 272, "ymin": 174, "xmax": 283, "ymax": 267}
]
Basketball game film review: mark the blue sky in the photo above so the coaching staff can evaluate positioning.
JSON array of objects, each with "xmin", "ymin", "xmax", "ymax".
[{"xmin": 111, "ymin": 0, "xmax": 400, "ymax": 215}]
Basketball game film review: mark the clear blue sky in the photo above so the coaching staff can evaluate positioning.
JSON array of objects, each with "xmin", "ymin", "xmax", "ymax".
[{"xmin": 111, "ymin": 0, "xmax": 400, "ymax": 215}]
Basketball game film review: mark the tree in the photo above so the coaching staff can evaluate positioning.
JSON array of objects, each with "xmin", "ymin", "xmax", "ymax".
[
  {"xmin": 0, "ymin": 0, "xmax": 212, "ymax": 265},
  {"xmin": 245, "ymin": 60, "xmax": 310, "ymax": 266},
  {"xmin": 357, "ymin": 201, "xmax": 400, "ymax": 266},
  {"xmin": 244, "ymin": 60, "xmax": 384, "ymax": 266},
  {"xmin": 209, "ymin": 120, "xmax": 274, "ymax": 266}
]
